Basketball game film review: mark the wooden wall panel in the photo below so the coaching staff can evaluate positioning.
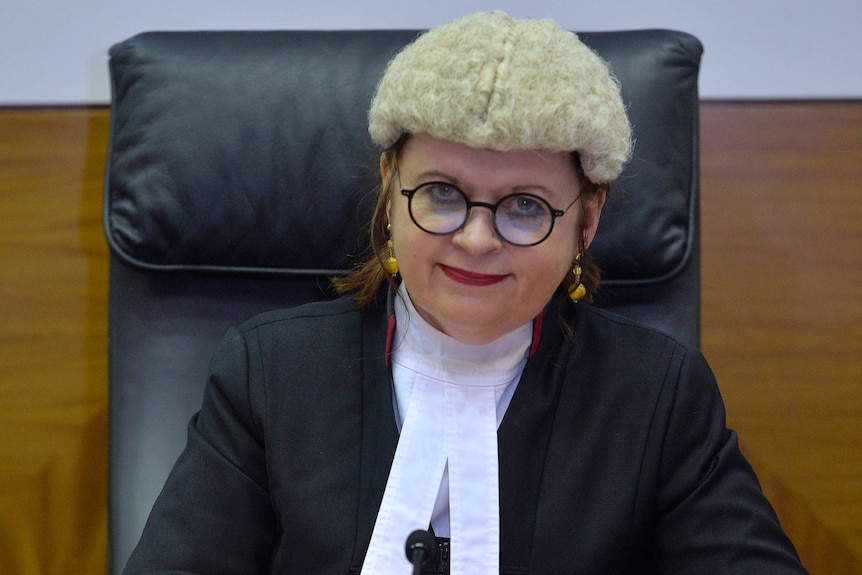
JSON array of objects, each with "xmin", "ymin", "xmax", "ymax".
[
  {"xmin": 0, "ymin": 108, "xmax": 110, "ymax": 575},
  {"xmin": 0, "ymin": 102, "xmax": 859, "ymax": 574},
  {"xmin": 700, "ymin": 101, "xmax": 862, "ymax": 574}
]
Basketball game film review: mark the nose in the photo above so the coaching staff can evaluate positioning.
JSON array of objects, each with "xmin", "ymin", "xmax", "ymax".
[{"xmin": 452, "ymin": 207, "xmax": 503, "ymax": 255}]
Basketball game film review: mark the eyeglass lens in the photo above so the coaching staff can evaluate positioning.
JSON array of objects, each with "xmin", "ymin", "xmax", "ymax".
[{"xmin": 406, "ymin": 182, "xmax": 558, "ymax": 246}]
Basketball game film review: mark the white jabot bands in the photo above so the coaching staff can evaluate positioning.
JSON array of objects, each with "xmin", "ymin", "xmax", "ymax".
[{"xmin": 361, "ymin": 284, "xmax": 530, "ymax": 574}]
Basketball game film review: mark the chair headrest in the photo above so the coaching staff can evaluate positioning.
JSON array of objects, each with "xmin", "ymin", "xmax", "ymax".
[{"xmin": 105, "ymin": 29, "xmax": 702, "ymax": 286}]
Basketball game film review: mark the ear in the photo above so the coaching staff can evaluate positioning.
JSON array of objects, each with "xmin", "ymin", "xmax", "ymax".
[{"xmin": 583, "ymin": 187, "xmax": 607, "ymax": 248}]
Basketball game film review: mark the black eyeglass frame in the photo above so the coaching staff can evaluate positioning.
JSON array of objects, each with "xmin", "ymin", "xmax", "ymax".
[{"xmin": 399, "ymin": 181, "xmax": 581, "ymax": 247}]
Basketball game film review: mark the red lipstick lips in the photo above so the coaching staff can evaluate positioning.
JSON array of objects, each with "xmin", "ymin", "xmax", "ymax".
[{"xmin": 440, "ymin": 264, "xmax": 507, "ymax": 286}]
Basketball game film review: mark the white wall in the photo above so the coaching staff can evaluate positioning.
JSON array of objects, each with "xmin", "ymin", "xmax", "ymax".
[{"xmin": 1, "ymin": 0, "xmax": 860, "ymax": 104}]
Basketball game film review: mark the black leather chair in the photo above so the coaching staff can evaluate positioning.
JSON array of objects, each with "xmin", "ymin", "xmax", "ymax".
[{"xmin": 104, "ymin": 28, "xmax": 702, "ymax": 574}]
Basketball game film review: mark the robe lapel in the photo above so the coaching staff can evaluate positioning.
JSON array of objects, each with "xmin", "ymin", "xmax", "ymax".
[
  {"xmin": 352, "ymin": 303, "xmax": 400, "ymax": 567},
  {"xmin": 497, "ymin": 296, "xmax": 576, "ymax": 571}
]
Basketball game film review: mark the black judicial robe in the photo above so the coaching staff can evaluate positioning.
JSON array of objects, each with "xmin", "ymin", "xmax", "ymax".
[{"xmin": 124, "ymin": 294, "xmax": 807, "ymax": 574}]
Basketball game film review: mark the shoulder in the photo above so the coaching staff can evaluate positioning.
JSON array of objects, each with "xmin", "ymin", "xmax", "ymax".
[
  {"xmin": 552, "ymin": 304, "xmax": 726, "ymax": 459},
  {"xmin": 564, "ymin": 303, "xmax": 715, "ymax": 398},
  {"xmin": 235, "ymin": 295, "xmax": 364, "ymax": 335},
  {"xmin": 225, "ymin": 295, "xmax": 389, "ymax": 370},
  {"xmin": 571, "ymin": 303, "xmax": 702, "ymax": 368}
]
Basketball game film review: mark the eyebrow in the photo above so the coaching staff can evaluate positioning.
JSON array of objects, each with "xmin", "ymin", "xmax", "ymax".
[
  {"xmin": 408, "ymin": 169, "xmax": 558, "ymax": 198},
  {"xmin": 410, "ymin": 169, "xmax": 459, "ymax": 185}
]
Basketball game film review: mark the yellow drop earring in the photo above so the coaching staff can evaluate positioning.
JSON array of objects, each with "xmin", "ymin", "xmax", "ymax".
[
  {"xmin": 383, "ymin": 223, "xmax": 399, "ymax": 276},
  {"xmin": 567, "ymin": 253, "xmax": 586, "ymax": 302}
]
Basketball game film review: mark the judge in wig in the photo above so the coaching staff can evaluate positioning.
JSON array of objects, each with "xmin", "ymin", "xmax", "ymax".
[{"xmin": 124, "ymin": 11, "xmax": 807, "ymax": 575}]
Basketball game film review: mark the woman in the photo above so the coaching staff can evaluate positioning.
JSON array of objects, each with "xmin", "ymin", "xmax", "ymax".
[{"xmin": 124, "ymin": 11, "xmax": 807, "ymax": 575}]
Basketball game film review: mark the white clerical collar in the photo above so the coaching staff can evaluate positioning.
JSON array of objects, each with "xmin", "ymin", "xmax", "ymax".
[
  {"xmin": 390, "ymin": 284, "xmax": 532, "ymax": 425},
  {"xmin": 361, "ymin": 284, "xmax": 531, "ymax": 575}
]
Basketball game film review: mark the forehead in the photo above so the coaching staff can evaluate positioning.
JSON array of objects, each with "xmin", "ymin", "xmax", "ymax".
[{"xmin": 398, "ymin": 134, "xmax": 580, "ymax": 193}]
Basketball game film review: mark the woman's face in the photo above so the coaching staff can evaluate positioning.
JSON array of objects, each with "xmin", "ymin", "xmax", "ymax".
[{"xmin": 385, "ymin": 134, "xmax": 604, "ymax": 345}]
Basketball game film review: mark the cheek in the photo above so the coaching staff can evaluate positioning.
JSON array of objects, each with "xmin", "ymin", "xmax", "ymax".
[
  {"xmin": 544, "ymin": 256, "xmax": 575, "ymax": 295},
  {"xmin": 539, "ymin": 231, "xmax": 579, "ymax": 287},
  {"xmin": 518, "ymin": 246, "xmax": 573, "ymax": 293},
  {"xmin": 391, "ymin": 219, "xmax": 431, "ymax": 276},
  {"xmin": 388, "ymin": 202, "xmax": 410, "ymax": 252},
  {"xmin": 552, "ymin": 223, "xmax": 580, "ymax": 265}
]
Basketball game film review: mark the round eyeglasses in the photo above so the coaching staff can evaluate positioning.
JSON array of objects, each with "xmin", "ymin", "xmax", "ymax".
[{"xmin": 400, "ymin": 181, "xmax": 579, "ymax": 247}]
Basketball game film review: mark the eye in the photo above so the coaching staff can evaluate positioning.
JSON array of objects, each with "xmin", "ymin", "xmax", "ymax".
[
  {"xmin": 500, "ymin": 194, "xmax": 549, "ymax": 222},
  {"xmin": 420, "ymin": 182, "xmax": 464, "ymax": 208}
]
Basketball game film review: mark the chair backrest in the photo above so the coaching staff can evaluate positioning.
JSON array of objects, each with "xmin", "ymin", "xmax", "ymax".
[{"xmin": 104, "ymin": 28, "xmax": 702, "ymax": 575}]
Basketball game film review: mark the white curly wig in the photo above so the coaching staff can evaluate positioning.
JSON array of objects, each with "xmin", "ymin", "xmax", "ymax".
[{"xmin": 368, "ymin": 11, "xmax": 633, "ymax": 184}]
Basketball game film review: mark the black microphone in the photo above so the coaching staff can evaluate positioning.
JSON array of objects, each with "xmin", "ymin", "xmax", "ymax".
[{"xmin": 405, "ymin": 529, "xmax": 437, "ymax": 575}]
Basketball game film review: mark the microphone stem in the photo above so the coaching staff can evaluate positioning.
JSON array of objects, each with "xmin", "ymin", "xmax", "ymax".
[{"xmin": 411, "ymin": 548, "xmax": 424, "ymax": 575}]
